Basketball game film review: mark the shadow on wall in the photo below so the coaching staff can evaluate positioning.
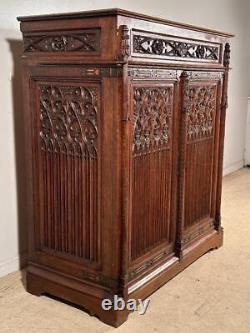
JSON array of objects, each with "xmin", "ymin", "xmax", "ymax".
[{"xmin": 8, "ymin": 39, "xmax": 28, "ymax": 276}]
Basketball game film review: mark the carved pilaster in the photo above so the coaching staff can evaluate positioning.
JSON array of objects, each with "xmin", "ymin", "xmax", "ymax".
[
  {"xmin": 120, "ymin": 25, "xmax": 130, "ymax": 61},
  {"xmin": 223, "ymin": 43, "xmax": 231, "ymax": 67}
]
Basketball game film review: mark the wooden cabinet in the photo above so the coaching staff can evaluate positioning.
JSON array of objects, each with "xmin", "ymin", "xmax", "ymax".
[{"xmin": 18, "ymin": 9, "xmax": 233, "ymax": 327}]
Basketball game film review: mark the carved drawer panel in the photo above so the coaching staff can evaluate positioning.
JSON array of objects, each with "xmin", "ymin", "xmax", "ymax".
[
  {"xmin": 23, "ymin": 29, "xmax": 100, "ymax": 53},
  {"xmin": 131, "ymin": 30, "xmax": 222, "ymax": 63}
]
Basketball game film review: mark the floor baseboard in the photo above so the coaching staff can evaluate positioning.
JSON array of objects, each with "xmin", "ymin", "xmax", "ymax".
[
  {"xmin": 223, "ymin": 160, "xmax": 244, "ymax": 176},
  {"xmin": 0, "ymin": 252, "xmax": 28, "ymax": 278}
]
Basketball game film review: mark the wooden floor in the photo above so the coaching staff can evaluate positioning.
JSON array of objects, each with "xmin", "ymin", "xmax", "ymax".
[{"xmin": 0, "ymin": 168, "xmax": 250, "ymax": 333}]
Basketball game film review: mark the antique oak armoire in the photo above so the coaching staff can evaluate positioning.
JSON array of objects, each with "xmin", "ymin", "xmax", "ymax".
[{"xmin": 18, "ymin": 9, "xmax": 232, "ymax": 327}]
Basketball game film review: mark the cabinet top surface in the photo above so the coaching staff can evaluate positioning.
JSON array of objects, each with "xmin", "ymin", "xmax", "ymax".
[{"xmin": 17, "ymin": 7, "xmax": 233, "ymax": 38}]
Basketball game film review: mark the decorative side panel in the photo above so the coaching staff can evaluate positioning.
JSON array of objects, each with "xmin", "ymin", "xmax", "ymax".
[
  {"xmin": 131, "ymin": 85, "xmax": 174, "ymax": 260},
  {"xmin": 24, "ymin": 29, "xmax": 100, "ymax": 53},
  {"xmin": 37, "ymin": 83, "xmax": 100, "ymax": 262},
  {"xmin": 132, "ymin": 31, "xmax": 221, "ymax": 63}
]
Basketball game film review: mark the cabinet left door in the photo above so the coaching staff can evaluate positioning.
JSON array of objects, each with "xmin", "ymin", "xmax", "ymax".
[{"xmin": 23, "ymin": 65, "xmax": 121, "ymax": 285}]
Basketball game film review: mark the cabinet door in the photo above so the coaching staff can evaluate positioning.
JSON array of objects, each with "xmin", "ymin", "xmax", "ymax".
[
  {"xmin": 127, "ymin": 68, "xmax": 180, "ymax": 281},
  {"xmin": 178, "ymin": 71, "xmax": 223, "ymax": 250}
]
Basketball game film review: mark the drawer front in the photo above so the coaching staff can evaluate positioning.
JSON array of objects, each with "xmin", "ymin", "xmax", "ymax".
[{"xmin": 20, "ymin": 16, "xmax": 118, "ymax": 62}]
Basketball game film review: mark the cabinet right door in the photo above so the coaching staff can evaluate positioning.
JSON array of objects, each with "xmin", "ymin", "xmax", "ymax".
[{"xmin": 178, "ymin": 71, "xmax": 223, "ymax": 249}]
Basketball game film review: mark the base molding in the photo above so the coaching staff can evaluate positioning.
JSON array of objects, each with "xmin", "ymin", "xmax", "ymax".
[
  {"xmin": 26, "ymin": 269, "xmax": 129, "ymax": 327},
  {"xmin": 26, "ymin": 229, "xmax": 223, "ymax": 327},
  {"xmin": 129, "ymin": 228, "xmax": 223, "ymax": 300}
]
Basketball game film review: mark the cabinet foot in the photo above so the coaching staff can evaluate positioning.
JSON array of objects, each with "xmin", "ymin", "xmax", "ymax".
[{"xmin": 26, "ymin": 272, "xmax": 44, "ymax": 297}]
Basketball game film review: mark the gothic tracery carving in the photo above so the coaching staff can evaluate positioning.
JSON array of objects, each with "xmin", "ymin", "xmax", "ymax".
[
  {"xmin": 184, "ymin": 85, "xmax": 217, "ymax": 141},
  {"xmin": 39, "ymin": 85, "xmax": 98, "ymax": 158},
  {"xmin": 133, "ymin": 86, "xmax": 173, "ymax": 156}
]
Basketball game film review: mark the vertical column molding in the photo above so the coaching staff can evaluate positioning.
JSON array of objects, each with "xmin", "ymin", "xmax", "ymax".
[
  {"xmin": 120, "ymin": 62, "xmax": 131, "ymax": 298},
  {"xmin": 176, "ymin": 71, "xmax": 190, "ymax": 258},
  {"xmin": 215, "ymin": 43, "xmax": 231, "ymax": 229}
]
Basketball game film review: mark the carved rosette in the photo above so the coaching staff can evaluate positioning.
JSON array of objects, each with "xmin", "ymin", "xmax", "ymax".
[
  {"xmin": 133, "ymin": 34, "xmax": 219, "ymax": 62},
  {"xmin": 133, "ymin": 87, "xmax": 173, "ymax": 156},
  {"xmin": 24, "ymin": 30, "xmax": 100, "ymax": 52},
  {"xmin": 39, "ymin": 85, "xmax": 98, "ymax": 158}
]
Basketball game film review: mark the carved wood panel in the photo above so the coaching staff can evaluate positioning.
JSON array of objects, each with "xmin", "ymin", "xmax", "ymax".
[
  {"xmin": 35, "ymin": 82, "xmax": 100, "ymax": 263},
  {"xmin": 130, "ymin": 84, "xmax": 174, "ymax": 260}
]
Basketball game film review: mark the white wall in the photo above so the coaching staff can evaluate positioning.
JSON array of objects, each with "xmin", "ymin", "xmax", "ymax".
[
  {"xmin": 0, "ymin": 0, "xmax": 249, "ymax": 277},
  {"xmin": 244, "ymin": 1, "xmax": 250, "ymax": 164},
  {"xmin": 245, "ymin": 99, "xmax": 250, "ymax": 165}
]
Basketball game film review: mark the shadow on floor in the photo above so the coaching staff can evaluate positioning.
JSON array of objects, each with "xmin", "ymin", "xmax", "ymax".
[{"xmin": 8, "ymin": 39, "xmax": 28, "ymax": 288}]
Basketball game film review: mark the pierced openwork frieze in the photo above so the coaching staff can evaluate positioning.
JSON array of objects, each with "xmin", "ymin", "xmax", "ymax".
[
  {"xmin": 24, "ymin": 29, "xmax": 100, "ymax": 52},
  {"xmin": 184, "ymin": 85, "xmax": 217, "ymax": 141},
  {"xmin": 39, "ymin": 84, "xmax": 98, "ymax": 158},
  {"xmin": 133, "ymin": 86, "xmax": 173, "ymax": 156},
  {"xmin": 133, "ymin": 33, "xmax": 220, "ymax": 62}
]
